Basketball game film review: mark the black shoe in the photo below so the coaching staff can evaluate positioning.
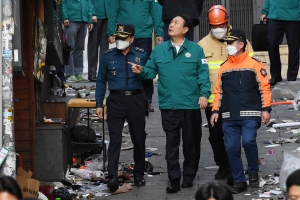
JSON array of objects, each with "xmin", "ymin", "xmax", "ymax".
[
  {"xmin": 231, "ymin": 182, "xmax": 247, "ymax": 194},
  {"xmin": 166, "ymin": 179, "xmax": 180, "ymax": 193},
  {"xmin": 226, "ymin": 173, "xmax": 234, "ymax": 186},
  {"xmin": 269, "ymin": 77, "xmax": 282, "ymax": 86},
  {"xmin": 215, "ymin": 165, "xmax": 227, "ymax": 180},
  {"xmin": 249, "ymin": 173, "xmax": 259, "ymax": 187},
  {"xmin": 88, "ymin": 75, "xmax": 97, "ymax": 82},
  {"xmin": 149, "ymin": 106, "xmax": 154, "ymax": 112},
  {"xmin": 181, "ymin": 181, "xmax": 193, "ymax": 188},
  {"xmin": 107, "ymin": 176, "xmax": 119, "ymax": 192},
  {"xmin": 134, "ymin": 176, "xmax": 146, "ymax": 187}
]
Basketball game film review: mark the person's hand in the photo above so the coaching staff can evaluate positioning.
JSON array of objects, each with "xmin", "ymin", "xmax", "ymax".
[
  {"xmin": 260, "ymin": 14, "xmax": 267, "ymax": 22},
  {"xmin": 96, "ymin": 108, "xmax": 103, "ymax": 119},
  {"xmin": 64, "ymin": 19, "xmax": 69, "ymax": 27},
  {"xmin": 92, "ymin": 16, "xmax": 97, "ymax": 23},
  {"xmin": 108, "ymin": 36, "xmax": 115, "ymax": 44},
  {"xmin": 198, "ymin": 97, "xmax": 208, "ymax": 109},
  {"xmin": 128, "ymin": 62, "xmax": 142, "ymax": 74},
  {"xmin": 210, "ymin": 113, "xmax": 219, "ymax": 127},
  {"xmin": 88, "ymin": 24, "xmax": 93, "ymax": 31},
  {"xmin": 156, "ymin": 36, "xmax": 163, "ymax": 44},
  {"xmin": 262, "ymin": 111, "xmax": 270, "ymax": 124}
]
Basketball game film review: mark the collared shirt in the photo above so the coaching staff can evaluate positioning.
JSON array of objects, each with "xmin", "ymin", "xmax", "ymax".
[
  {"xmin": 95, "ymin": 46, "xmax": 147, "ymax": 107},
  {"xmin": 171, "ymin": 39, "xmax": 185, "ymax": 53}
]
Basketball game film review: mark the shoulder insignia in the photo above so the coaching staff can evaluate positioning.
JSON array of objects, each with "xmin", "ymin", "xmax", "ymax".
[
  {"xmin": 252, "ymin": 57, "xmax": 261, "ymax": 62},
  {"xmin": 104, "ymin": 49, "xmax": 113, "ymax": 54},
  {"xmin": 220, "ymin": 60, "xmax": 227, "ymax": 66},
  {"xmin": 135, "ymin": 47, "xmax": 144, "ymax": 52},
  {"xmin": 260, "ymin": 68, "xmax": 267, "ymax": 77}
]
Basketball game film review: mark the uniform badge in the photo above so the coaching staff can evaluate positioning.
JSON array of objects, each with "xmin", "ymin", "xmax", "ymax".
[
  {"xmin": 118, "ymin": 25, "xmax": 124, "ymax": 32},
  {"xmin": 201, "ymin": 59, "xmax": 208, "ymax": 64},
  {"xmin": 260, "ymin": 68, "xmax": 267, "ymax": 77},
  {"xmin": 135, "ymin": 57, "xmax": 140, "ymax": 63},
  {"xmin": 185, "ymin": 52, "xmax": 191, "ymax": 58}
]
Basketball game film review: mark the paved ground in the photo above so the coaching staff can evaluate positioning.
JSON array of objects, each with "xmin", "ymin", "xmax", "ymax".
[{"xmin": 56, "ymin": 79, "xmax": 300, "ymax": 200}]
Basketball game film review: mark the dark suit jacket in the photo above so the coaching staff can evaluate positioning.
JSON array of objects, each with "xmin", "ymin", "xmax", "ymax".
[{"xmin": 158, "ymin": 0, "xmax": 204, "ymax": 26}]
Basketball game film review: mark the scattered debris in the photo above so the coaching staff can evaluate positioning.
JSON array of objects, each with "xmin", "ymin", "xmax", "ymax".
[{"xmin": 266, "ymin": 128, "xmax": 276, "ymax": 133}]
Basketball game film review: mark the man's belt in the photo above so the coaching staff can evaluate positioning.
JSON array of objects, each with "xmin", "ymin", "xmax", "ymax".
[{"xmin": 110, "ymin": 89, "xmax": 142, "ymax": 96}]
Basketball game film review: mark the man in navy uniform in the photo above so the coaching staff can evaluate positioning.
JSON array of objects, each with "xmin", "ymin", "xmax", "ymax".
[{"xmin": 95, "ymin": 23, "xmax": 148, "ymax": 192}]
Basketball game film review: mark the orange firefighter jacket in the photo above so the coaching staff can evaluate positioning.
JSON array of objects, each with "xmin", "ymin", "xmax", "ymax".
[{"xmin": 211, "ymin": 51, "xmax": 272, "ymax": 123}]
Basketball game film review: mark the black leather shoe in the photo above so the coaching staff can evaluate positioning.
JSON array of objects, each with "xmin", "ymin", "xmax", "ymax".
[
  {"xmin": 181, "ymin": 181, "xmax": 193, "ymax": 188},
  {"xmin": 269, "ymin": 77, "xmax": 282, "ymax": 86},
  {"xmin": 107, "ymin": 176, "xmax": 119, "ymax": 192},
  {"xmin": 134, "ymin": 176, "xmax": 146, "ymax": 186},
  {"xmin": 215, "ymin": 165, "xmax": 227, "ymax": 180},
  {"xmin": 166, "ymin": 179, "xmax": 180, "ymax": 193},
  {"xmin": 249, "ymin": 173, "xmax": 259, "ymax": 187},
  {"xmin": 88, "ymin": 75, "xmax": 97, "ymax": 82},
  {"xmin": 231, "ymin": 182, "xmax": 247, "ymax": 194}
]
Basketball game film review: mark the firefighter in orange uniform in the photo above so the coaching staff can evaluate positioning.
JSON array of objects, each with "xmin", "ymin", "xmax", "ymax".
[
  {"xmin": 198, "ymin": 5, "xmax": 254, "ymax": 184},
  {"xmin": 210, "ymin": 29, "xmax": 272, "ymax": 194}
]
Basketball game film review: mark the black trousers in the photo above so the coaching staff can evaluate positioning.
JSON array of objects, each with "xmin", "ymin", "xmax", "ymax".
[
  {"xmin": 106, "ymin": 93, "xmax": 146, "ymax": 177},
  {"xmin": 204, "ymin": 107, "xmax": 228, "ymax": 166},
  {"xmin": 268, "ymin": 19, "xmax": 300, "ymax": 81},
  {"xmin": 161, "ymin": 109, "xmax": 202, "ymax": 183}
]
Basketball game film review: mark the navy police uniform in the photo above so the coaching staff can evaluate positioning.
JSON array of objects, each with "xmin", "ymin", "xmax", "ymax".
[{"xmin": 96, "ymin": 45, "xmax": 147, "ymax": 178}]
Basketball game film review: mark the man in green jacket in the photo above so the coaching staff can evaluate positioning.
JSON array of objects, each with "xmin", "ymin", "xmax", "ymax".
[
  {"xmin": 87, "ymin": 0, "xmax": 110, "ymax": 82},
  {"xmin": 130, "ymin": 14, "xmax": 210, "ymax": 193},
  {"xmin": 62, "ymin": 0, "xmax": 93, "ymax": 82},
  {"xmin": 107, "ymin": 0, "xmax": 164, "ymax": 111},
  {"xmin": 260, "ymin": 0, "xmax": 300, "ymax": 86}
]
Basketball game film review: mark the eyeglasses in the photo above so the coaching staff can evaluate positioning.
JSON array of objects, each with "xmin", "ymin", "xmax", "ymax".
[{"xmin": 211, "ymin": 23, "xmax": 227, "ymax": 29}]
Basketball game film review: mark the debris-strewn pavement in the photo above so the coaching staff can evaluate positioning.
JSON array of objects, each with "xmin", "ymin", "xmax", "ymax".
[{"xmin": 49, "ymin": 80, "xmax": 300, "ymax": 200}]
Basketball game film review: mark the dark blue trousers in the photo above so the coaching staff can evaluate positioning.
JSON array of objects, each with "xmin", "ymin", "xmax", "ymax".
[
  {"xmin": 222, "ymin": 120, "xmax": 259, "ymax": 183},
  {"xmin": 268, "ymin": 19, "xmax": 300, "ymax": 81},
  {"xmin": 132, "ymin": 38, "xmax": 154, "ymax": 104}
]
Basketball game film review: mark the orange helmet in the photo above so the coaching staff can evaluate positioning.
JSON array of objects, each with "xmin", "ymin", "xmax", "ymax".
[{"xmin": 207, "ymin": 5, "xmax": 229, "ymax": 25}]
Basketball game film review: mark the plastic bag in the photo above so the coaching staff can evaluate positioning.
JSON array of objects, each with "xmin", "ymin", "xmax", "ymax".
[
  {"xmin": 71, "ymin": 168, "xmax": 105, "ymax": 180},
  {"xmin": 84, "ymin": 154, "xmax": 103, "ymax": 171},
  {"xmin": 279, "ymin": 151, "xmax": 300, "ymax": 191}
]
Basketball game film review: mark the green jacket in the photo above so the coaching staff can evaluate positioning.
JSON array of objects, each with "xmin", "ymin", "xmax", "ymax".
[
  {"xmin": 91, "ymin": 0, "xmax": 109, "ymax": 19},
  {"xmin": 138, "ymin": 39, "xmax": 211, "ymax": 110},
  {"xmin": 62, "ymin": 0, "xmax": 93, "ymax": 24},
  {"xmin": 107, "ymin": 0, "xmax": 163, "ymax": 38},
  {"xmin": 262, "ymin": 0, "xmax": 300, "ymax": 21}
]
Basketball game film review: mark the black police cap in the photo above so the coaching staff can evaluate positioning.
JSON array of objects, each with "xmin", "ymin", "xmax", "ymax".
[{"xmin": 114, "ymin": 23, "xmax": 135, "ymax": 39}]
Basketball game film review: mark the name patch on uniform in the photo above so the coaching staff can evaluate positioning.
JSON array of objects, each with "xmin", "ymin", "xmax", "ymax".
[
  {"xmin": 135, "ymin": 57, "xmax": 140, "ymax": 63},
  {"xmin": 185, "ymin": 52, "xmax": 191, "ymax": 58},
  {"xmin": 201, "ymin": 59, "xmax": 208, "ymax": 64},
  {"xmin": 260, "ymin": 68, "xmax": 267, "ymax": 77}
]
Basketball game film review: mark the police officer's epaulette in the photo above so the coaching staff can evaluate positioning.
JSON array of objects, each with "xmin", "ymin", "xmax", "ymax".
[
  {"xmin": 104, "ymin": 49, "xmax": 113, "ymax": 54},
  {"xmin": 252, "ymin": 57, "xmax": 261, "ymax": 62},
  {"xmin": 220, "ymin": 60, "xmax": 228, "ymax": 66},
  {"xmin": 135, "ymin": 47, "xmax": 144, "ymax": 52}
]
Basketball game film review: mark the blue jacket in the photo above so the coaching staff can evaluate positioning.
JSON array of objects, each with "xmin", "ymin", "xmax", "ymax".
[
  {"xmin": 262, "ymin": 0, "xmax": 300, "ymax": 21},
  {"xmin": 96, "ymin": 46, "xmax": 148, "ymax": 108}
]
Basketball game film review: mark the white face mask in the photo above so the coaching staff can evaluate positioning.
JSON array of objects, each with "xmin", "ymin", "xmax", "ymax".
[
  {"xmin": 226, "ymin": 44, "xmax": 239, "ymax": 56},
  {"xmin": 116, "ymin": 39, "xmax": 131, "ymax": 50},
  {"xmin": 211, "ymin": 28, "xmax": 227, "ymax": 39}
]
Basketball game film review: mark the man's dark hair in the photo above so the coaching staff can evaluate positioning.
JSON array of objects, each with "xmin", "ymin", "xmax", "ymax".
[
  {"xmin": 236, "ymin": 39, "xmax": 247, "ymax": 51},
  {"xmin": 0, "ymin": 176, "xmax": 23, "ymax": 199},
  {"xmin": 286, "ymin": 169, "xmax": 300, "ymax": 192},
  {"xmin": 177, "ymin": 14, "xmax": 193, "ymax": 35},
  {"xmin": 195, "ymin": 181, "xmax": 233, "ymax": 200}
]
